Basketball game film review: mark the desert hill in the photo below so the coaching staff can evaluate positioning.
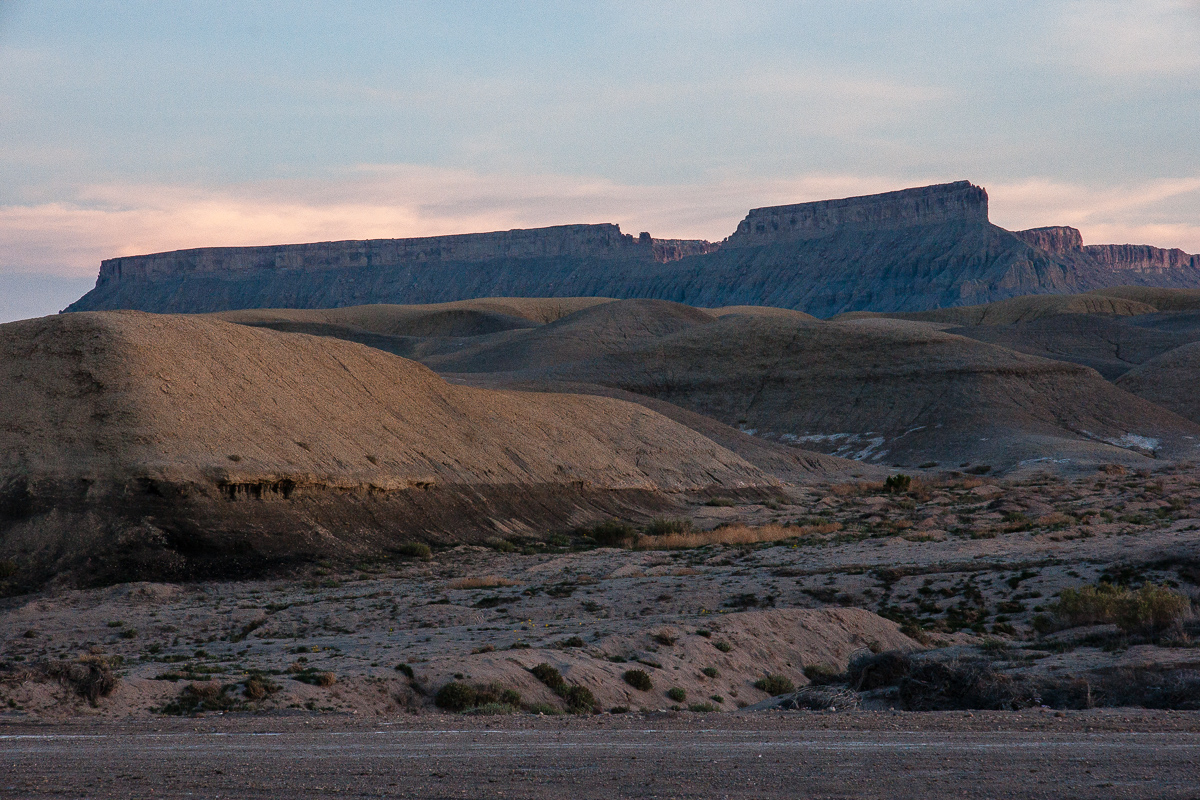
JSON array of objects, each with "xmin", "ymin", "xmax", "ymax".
[
  {"xmin": 1116, "ymin": 342, "xmax": 1200, "ymax": 424},
  {"xmin": 65, "ymin": 182, "xmax": 1200, "ymax": 317},
  {"xmin": 246, "ymin": 297, "xmax": 1194, "ymax": 471},
  {"xmin": 0, "ymin": 311, "xmax": 787, "ymax": 587},
  {"xmin": 845, "ymin": 288, "xmax": 1200, "ymax": 379}
]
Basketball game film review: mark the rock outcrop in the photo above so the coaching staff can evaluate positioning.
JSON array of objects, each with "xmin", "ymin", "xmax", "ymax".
[
  {"xmin": 65, "ymin": 182, "xmax": 1200, "ymax": 317},
  {"xmin": 725, "ymin": 180, "xmax": 989, "ymax": 246}
]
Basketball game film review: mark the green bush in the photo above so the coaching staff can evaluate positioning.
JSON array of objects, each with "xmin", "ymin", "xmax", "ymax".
[
  {"xmin": 561, "ymin": 685, "xmax": 596, "ymax": 713},
  {"xmin": 434, "ymin": 682, "xmax": 477, "ymax": 712},
  {"xmin": 701, "ymin": 667, "xmax": 719, "ymax": 678},
  {"xmin": 587, "ymin": 520, "xmax": 636, "ymax": 547},
  {"xmin": 713, "ymin": 641, "xmax": 734, "ymax": 653},
  {"xmin": 623, "ymin": 669, "xmax": 653, "ymax": 691},
  {"xmin": 688, "ymin": 702, "xmax": 717, "ymax": 712},
  {"xmin": 530, "ymin": 663, "xmax": 565, "ymax": 690},
  {"xmin": 754, "ymin": 675, "xmax": 795, "ymax": 696},
  {"xmin": 666, "ymin": 687, "xmax": 687, "ymax": 702},
  {"xmin": 395, "ymin": 663, "xmax": 414, "ymax": 679},
  {"xmin": 396, "ymin": 542, "xmax": 431, "ymax": 559},
  {"xmin": 1051, "ymin": 582, "xmax": 1190, "ymax": 632},
  {"xmin": 884, "ymin": 474, "xmax": 912, "ymax": 494}
]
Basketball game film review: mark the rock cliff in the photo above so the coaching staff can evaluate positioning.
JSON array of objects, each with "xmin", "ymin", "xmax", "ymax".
[
  {"xmin": 65, "ymin": 182, "xmax": 1200, "ymax": 317},
  {"xmin": 725, "ymin": 180, "xmax": 989, "ymax": 246}
]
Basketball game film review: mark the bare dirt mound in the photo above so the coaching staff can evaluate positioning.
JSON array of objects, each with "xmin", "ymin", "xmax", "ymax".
[
  {"xmin": 450, "ymin": 375, "xmax": 873, "ymax": 482},
  {"xmin": 539, "ymin": 314, "xmax": 1200, "ymax": 470},
  {"xmin": 0, "ymin": 312, "xmax": 776, "ymax": 588},
  {"xmin": 214, "ymin": 296, "xmax": 612, "ymax": 333},
  {"xmin": 838, "ymin": 292, "xmax": 1160, "ymax": 326},
  {"xmin": 1089, "ymin": 286, "xmax": 1200, "ymax": 312},
  {"xmin": 423, "ymin": 298, "xmax": 716, "ymax": 374},
  {"xmin": 1116, "ymin": 342, "xmax": 1200, "ymax": 424}
]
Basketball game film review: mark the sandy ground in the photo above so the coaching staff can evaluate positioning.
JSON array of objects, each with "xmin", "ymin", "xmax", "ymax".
[
  {"xmin": 1, "ymin": 468, "xmax": 1199, "ymax": 721},
  {"xmin": 3, "ymin": 711, "xmax": 1200, "ymax": 799}
]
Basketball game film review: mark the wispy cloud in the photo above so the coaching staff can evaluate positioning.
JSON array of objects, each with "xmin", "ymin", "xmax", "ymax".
[
  {"xmin": 987, "ymin": 176, "xmax": 1200, "ymax": 249},
  {"xmin": 3, "ymin": 167, "xmax": 1198, "ymax": 278}
]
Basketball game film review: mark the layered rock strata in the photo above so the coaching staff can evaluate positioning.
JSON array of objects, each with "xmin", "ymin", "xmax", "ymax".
[{"xmin": 66, "ymin": 182, "xmax": 1200, "ymax": 317}]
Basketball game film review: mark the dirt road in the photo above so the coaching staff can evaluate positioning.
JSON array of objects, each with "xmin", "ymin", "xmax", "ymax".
[{"xmin": 2, "ymin": 712, "xmax": 1198, "ymax": 798}]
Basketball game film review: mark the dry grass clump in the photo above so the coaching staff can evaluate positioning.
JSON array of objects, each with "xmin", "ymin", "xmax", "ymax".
[
  {"xmin": 448, "ymin": 575, "xmax": 518, "ymax": 590},
  {"xmin": 44, "ymin": 655, "xmax": 119, "ymax": 707},
  {"xmin": 634, "ymin": 522, "xmax": 840, "ymax": 550},
  {"xmin": 1046, "ymin": 583, "xmax": 1191, "ymax": 633}
]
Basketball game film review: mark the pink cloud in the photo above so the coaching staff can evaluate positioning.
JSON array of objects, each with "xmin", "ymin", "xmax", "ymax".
[{"xmin": 2, "ymin": 167, "xmax": 1197, "ymax": 279}]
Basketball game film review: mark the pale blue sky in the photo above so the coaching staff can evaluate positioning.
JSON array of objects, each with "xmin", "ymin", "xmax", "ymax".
[{"xmin": 1, "ymin": 1, "xmax": 1199, "ymax": 320}]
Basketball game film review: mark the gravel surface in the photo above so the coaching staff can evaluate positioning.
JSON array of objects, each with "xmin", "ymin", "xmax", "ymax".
[{"xmin": 3, "ymin": 711, "xmax": 1200, "ymax": 798}]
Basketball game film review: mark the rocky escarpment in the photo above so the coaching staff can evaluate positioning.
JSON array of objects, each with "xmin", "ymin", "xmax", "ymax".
[
  {"xmin": 65, "ymin": 182, "xmax": 1200, "ymax": 317},
  {"xmin": 725, "ymin": 180, "xmax": 989, "ymax": 246},
  {"xmin": 1014, "ymin": 226, "xmax": 1200, "ymax": 278}
]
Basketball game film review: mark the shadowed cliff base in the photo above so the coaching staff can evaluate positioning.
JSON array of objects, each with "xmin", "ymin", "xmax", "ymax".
[{"xmin": 64, "ymin": 181, "xmax": 1200, "ymax": 317}]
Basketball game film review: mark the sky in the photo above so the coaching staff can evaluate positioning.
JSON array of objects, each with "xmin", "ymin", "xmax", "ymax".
[{"xmin": 1, "ymin": 0, "xmax": 1199, "ymax": 321}]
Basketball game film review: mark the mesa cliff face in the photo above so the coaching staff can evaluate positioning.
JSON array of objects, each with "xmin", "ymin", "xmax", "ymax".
[
  {"xmin": 66, "ymin": 181, "xmax": 1200, "ymax": 317},
  {"xmin": 725, "ymin": 181, "xmax": 989, "ymax": 246}
]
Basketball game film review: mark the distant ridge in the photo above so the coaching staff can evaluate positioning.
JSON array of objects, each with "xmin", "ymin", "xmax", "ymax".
[{"xmin": 65, "ymin": 181, "xmax": 1200, "ymax": 317}]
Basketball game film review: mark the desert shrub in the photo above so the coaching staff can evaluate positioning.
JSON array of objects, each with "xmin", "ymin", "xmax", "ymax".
[
  {"xmin": 884, "ymin": 474, "xmax": 912, "ymax": 494},
  {"xmin": 644, "ymin": 518, "xmax": 693, "ymax": 536},
  {"xmin": 395, "ymin": 542, "xmax": 431, "ymax": 559},
  {"xmin": 701, "ymin": 667, "xmax": 719, "ymax": 678},
  {"xmin": 487, "ymin": 538, "xmax": 517, "ymax": 553},
  {"xmin": 695, "ymin": 629, "xmax": 712, "ymax": 638},
  {"xmin": 448, "ymin": 575, "xmax": 517, "ymax": 590},
  {"xmin": 848, "ymin": 651, "xmax": 913, "ymax": 691},
  {"xmin": 525, "ymin": 702, "xmax": 560, "ymax": 715},
  {"xmin": 561, "ymin": 685, "xmax": 596, "ymax": 713},
  {"xmin": 395, "ymin": 663, "xmax": 414, "ymax": 679},
  {"xmin": 0, "ymin": 560, "xmax": 17, "ymax": 579},
  {"xmin": 499, "ymin": 689, "xmax": 521, "ymax": 706},
  {"xmin": 623, "ymin": 669, "xmax": 653, "ymax": 691},
  {"xmin": 652, "ymin": 631, "xmax": 677, "ymax": 646},
  {"xmin": 45, "ymin": 656, "xmax": 119, "ymax": 707},
  {"xmin": 666, "ymin": 687, "xmax": 687, "ymax": 702},
  {"xmin": 713, "ymin": 641, "xmax": 734, "ymax": 653},
  {"xmin": 897, "ymin": 660, "xmax": 1039, "ymax": 711},
  {"xmin": 754, "ymin": 675, "xmax": 795, "ymax": 696},
  {"xmin": 688, "ymin": 702, "xmax": 717, "ymax": 712},
  {"xmin": 530, "ymin": 663, "xmax": 565, "ymax": 690},
  {"xmin": 435, "ymin": 682, "xmax": 477, "ymax": 712},
  {"xmin": 560, "ymin": 636, "xmax": 585, "ymax": 648},
  {"xmin": 160, "ymin": 681, "xmax": 239, "ymax": 716},
  {"xmin": 802, "ymin": 664, "xmax": 844, "ymax": 685},
  {"xmin": 586, "ymin": 519, "xmax": 636, "ymax": 547},
  {"xmin": 1051, "ymin": 583, "xmax": 1190, "ymax": 632},
  {"xmin": 634, "ymin": 522, "xmax": 839, "ymax": 551},
  {"xmin": 242, "ymin": 674, "xmax": 280, "ymax": 701}
]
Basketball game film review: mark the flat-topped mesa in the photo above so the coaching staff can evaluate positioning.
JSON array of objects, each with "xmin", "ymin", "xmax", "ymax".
[
  {"xmin": 724, "ymin": 180, "xmax": 989, "ymax": 247},
  {"xmin": 1013, "ymin": 226, "xmax": 1199, "ymax": 273},
  {"xmin": 95, "ymin": 223, "xmax": 714, "ymax": 286},
  {"xmin": 1083, "ymin": 244, "xmax": 1200, "ymax": 273},
  {"xmin": 1013, "ymin": 226, "xmax": 1084, "ymax": 254}
]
